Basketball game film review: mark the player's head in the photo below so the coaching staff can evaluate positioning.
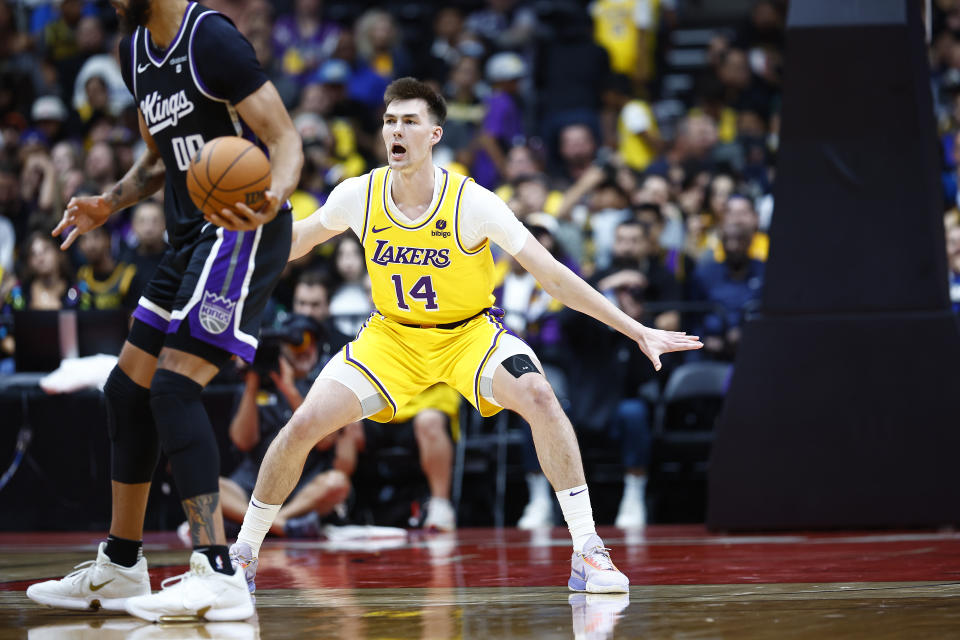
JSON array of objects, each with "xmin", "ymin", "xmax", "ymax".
[
  {"xmin": 111, "ymin": 0, "xmax": 152, "ymax": 34},
  {"xmin": 382, "ymin": 77, "xmax": 446, "ymax": 170}
]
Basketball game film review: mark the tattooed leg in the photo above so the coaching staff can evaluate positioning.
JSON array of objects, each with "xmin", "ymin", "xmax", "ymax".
[{"xmin": 182, "ymin": 492, "xmax": 226, "ymax": 546}]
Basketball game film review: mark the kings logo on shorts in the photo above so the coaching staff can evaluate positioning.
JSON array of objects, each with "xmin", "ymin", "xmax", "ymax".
[{"xmin": 199, "ymin": 291, "xmax": 237, "ymax": 334}]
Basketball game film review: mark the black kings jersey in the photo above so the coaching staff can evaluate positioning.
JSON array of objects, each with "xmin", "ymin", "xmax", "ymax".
[{"xmin": 119, "ymin": 2, "xmax": 269, "ymax": 248}]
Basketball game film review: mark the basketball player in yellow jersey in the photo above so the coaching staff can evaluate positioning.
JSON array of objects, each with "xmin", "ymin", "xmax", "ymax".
[{"xmin": 222, "ymin": 78, "xmax": 703, "ymax": 595}]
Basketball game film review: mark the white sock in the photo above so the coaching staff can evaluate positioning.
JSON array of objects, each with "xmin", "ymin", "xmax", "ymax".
[
  {"xmin": 236, "ymin": 496, "xmax": 281, "ymax": 557},
  {"xmin": 624, "ymin": 473, "xmax": 646, "ymax": 497},
  {"xmin": 556, "ymin": 484, "xmax": 597, "ymax": 553}
]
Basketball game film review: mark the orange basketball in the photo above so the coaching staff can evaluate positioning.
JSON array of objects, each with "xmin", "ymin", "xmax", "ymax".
[{"xmin": 186, "ymin": 136, "xmax": 271, "ymax": 219}]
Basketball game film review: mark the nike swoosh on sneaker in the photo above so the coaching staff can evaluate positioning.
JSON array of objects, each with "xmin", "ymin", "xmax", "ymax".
[
  {"xmin": 569, "ymin": 488, "xmax": 587, "ymax": 497},
  {"xmin": 372, "ymin": 225, "xmax": 392, "ymax": 233},
  {"xmin": 89, "ymin": 579, "xmax": 114, "ymax": 591},
  {"xmin": 572, "ymin": 567, "xmax": 586, "ymax": 580}
]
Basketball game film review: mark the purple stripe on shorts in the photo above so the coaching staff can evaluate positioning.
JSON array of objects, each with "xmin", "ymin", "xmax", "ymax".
[
  {"xmin": 185, "ymin": 229, "xmax": 257, "ymax": 361},
  {"xmin": 345, "ymin": 344, "xmax": 397, "ymax": 415},
  {"xmin": 133, "ymin": 302, "xmax": 170, "ymax": 332}
]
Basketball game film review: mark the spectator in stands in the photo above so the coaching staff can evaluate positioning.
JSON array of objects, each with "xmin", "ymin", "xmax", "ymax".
[
  {"xmin": 704, "ymin": 194, "xmax": 769, "ymax": 264},
  {"xmin": 647, "ymin": 114, "xmax": 720, "ymax": 182},
  {"xmin": 536, "ymin": 5, "xmax": 610, "ymax": 161},
  {"xmin": 328, "ymin": 235, "xmax": 372, "ymax": 336},
  {"xmin": 607, "ymin": 74, "xmax": 661, "ymax": 173},
  {"xmin": 299, "ymin": 59, "xmax": 372, "ymax": 180},
  {"xmin": 30, "ymin": 95, "xmax": 68, "ymax": 145},
  {"xmin": 351, "ymin": 9, "xmax": 413, "ymax": 109},
  {"xmin": 636, "ymin": 202, "xmax": 697, "ymax": 300},
  {"xmin": 217, "ymin": 314, "xmax": 352, "ymax": 539},
  {"xmin": 634, "ymin": 173, "xmax": 684, "ymax": 251},
  {"xmin": 415, "ymin": 7, "xmax": 470, "ymax": 83},
  {"xmin": 472, "ymin": 52, "xmax": 527, "ymax": 190},
  {"xmin": 81, "ymin": 140, "xmax": 118, "ymax": 196},
  {"xmin": 123, "ymin": 200, "xmax": 166, "ymax": 305},
  {"xmin": 272, "ymin": 0, "xmax": 341, "ymax": 86},
  {"xmin": 595, "ymin": 218, "xmax": 681, "ymax": 331},
  {"xmin": 948, "ymin": 220, "xmax": 960, "ymax": 313},
  {"xmin": 19, "ymin": 147, "xmax": 58, "ymax": 232},
  {"xmin": 465, "ymin": 0, "xmax": 538, "ymax": 51},
  {"xmin": 247, "ymin": 23, "xmax": 299, "ymax": 110},
  {"xmin": 553, "ymin": 123, "xmax": 599, "ymax": 188},
  {"xmin": 76, "ymin": 225, "xmax": 136, "ymax": 311},
  {"xmin": 692, "ymin": 222, "xmax": 764, "ymax": 360},
  {"xmin": 591, "ymin": 0, "xmax": 676, "ymax": 92},
  {"xmin": 291, "ymin": 270, "xmax": 351, "ymax": 366},
  {"xmin": 13, "ymin": 231, "xmax": 80, "ymax": 310},
  {"xmin": 436, "ymin": 55, "xmax": 484, "ymax": 170}
]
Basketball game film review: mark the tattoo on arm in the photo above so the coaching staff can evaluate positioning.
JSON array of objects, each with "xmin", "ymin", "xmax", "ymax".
[
  {"xmin": 182, "ymin": 492, "xmax": 220, "ymax": 546},
  {"xmin": 105, "ymin": 150, "xmax": 165, "ymax": 211}
]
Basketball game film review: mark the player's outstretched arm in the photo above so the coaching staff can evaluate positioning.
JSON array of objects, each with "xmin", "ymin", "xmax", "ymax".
[
  {"xmin": 289, "ymin": 208, "xmax": 343, "ymax": 261},
  {"xmin": 53, "ymin": 110, "xmax": 165, "ymax": 250},
  {"xmin": 513, "ymin": 234, "xmax": 703, "ymax": 370},
  {"xmin": 207, "ymin": 81, "xmax": 304, "ymax": 231}
]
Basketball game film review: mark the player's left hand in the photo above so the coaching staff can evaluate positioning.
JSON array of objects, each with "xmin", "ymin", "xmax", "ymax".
[
  {"xmin": 636, "ymin": 326, "xmax": 703, "ymax": 372},
  {"xmin": 205, "ymin": 189, "xmax": 281, "ymax": 231}
]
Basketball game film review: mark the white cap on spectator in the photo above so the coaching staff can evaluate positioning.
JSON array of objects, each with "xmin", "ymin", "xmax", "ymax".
[
  {"xmin": 485, "ymin": 52, "xmax": 525, "ymax": 83},
  {"xmin": 32, "ymin": 95, "xmax": 68, "ymax": 122},
  {"xmin": 525, "ymin": 212, "xmax": 558, "ymax": 235}
]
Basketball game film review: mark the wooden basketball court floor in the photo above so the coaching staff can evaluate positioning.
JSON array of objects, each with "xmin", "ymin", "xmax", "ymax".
[{"xmin": 2, "ymin": 525, "xmax": 960, "ymax": 638}]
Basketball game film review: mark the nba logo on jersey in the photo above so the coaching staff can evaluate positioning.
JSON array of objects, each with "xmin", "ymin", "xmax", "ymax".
[
  {"xmin": 215, "ymin": 556, "xmax": 223, "ymax": 570},
  {"xmin": 199, "ymin": 291, "xmax": 236, "ymax": 334}
]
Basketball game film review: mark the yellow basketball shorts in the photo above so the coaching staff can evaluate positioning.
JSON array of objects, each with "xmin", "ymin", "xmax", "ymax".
[{"xmin": 317, "ymin": 309, "xmax": 536, "ymax": 423}]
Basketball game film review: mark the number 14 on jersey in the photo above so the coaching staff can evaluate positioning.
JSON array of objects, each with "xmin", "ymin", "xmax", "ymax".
[{"xmin": 391, "ymin": 274, "xmax": 438, "ymax": 311}]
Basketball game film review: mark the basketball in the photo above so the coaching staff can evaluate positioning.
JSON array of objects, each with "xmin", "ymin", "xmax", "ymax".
[{"xmin": 186, "ymin": 136, "xmax": 271, "ymax": 218}]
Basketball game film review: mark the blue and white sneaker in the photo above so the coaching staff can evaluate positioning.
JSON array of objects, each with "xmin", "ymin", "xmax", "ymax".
[
  {"xmin": 228, "ymin": 542, "xmax": 258, "ymax": 596},
  {"xmin": 568, "ymin": 535, "xmax": 629, "ymax": 593}
]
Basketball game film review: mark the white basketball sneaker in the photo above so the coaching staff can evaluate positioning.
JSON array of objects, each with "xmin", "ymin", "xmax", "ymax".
[
  {"xmin": 423, "ymin": 497, "xmax": 456, "ymax": 532},
  {"xmin": 568, "ymin": 535, "xmax": 629, "ymax": 594},
  {"xmin": 26, "ymin": 542, "xmax": 150, "ymax": 611},
  {"xmin": 124, "ymin": 552, "xmax": 254, "ymax": 622}
]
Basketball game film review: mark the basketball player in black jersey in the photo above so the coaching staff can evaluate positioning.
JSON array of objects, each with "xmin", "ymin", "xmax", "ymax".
[{"xmin": 26, "ymin": 0, "xmax": 302, "ymax": 622}]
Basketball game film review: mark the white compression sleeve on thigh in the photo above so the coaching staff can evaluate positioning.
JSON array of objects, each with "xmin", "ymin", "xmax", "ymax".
[
  {"xmin": 556, "ymin": 485, "xmax": 597, "ymax": 553},
  {"xmin": 237, "ymin": 497, "xmax": 281, "ymax": 557}
]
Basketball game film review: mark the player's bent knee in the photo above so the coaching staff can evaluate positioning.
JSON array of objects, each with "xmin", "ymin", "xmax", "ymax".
[
  {"xmin": 509, "ymin": 374, "xmax": 560, "ymax": 416},
  {"xmin": 104, "ymin": 366, "xmax": 159, "ymax": 484},
  {"xmin": 149, "ymin": 369, "xmax": 205, "ymax": 454}
]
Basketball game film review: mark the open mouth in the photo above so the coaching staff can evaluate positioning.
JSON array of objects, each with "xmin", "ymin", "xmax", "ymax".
[{"xmin": 390, "ymin": 143, "xmax": 406, "ymax": 160}]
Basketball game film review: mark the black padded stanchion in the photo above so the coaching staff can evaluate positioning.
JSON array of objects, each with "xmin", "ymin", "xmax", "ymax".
[{"xmin": 706, "ymin": 0, "xmax": 960, "ymax": 530}]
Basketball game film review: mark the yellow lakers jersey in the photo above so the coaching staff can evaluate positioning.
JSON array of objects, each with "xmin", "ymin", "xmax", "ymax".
[
  {"xmin": 360, "ymin": 166, "xmax": 495, "ymax": 325},
  {"xmin": 591, "ymin": 0, "xmax": 660, "ymax": 76}
]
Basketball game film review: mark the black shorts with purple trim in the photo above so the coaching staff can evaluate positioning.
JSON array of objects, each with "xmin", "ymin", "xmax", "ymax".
[{"xmin": 132, "ymin": 210, "xmax": 291, "ymax": 363}]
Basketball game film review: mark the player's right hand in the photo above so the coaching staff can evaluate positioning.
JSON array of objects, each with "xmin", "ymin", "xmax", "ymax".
[{"xmin": 52, "ymin": 194, "xmax": 113, "ymax": 250}]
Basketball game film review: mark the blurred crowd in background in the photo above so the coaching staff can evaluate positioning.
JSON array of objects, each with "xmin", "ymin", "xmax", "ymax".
[{"xmin": 1, "ymin": 0, "xmax": 960, "ymax": 526}]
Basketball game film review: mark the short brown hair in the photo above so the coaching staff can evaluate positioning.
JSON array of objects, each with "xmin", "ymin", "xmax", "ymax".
[{"xmin": 383, "ymin": 77, "xmax": 446, "ymax": 126}]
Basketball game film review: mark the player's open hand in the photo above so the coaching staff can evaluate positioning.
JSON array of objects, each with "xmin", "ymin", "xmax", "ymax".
[
  {"xmin": 636, "ymin": 326, "xmax": 703, "ymax": 372},
  {"xmin": 52, "ymin": 194, "xmax": 113, "ymax": 250},
  {"xmin": 205, "ymin": 189, "xmax": 281, "ymax": 231}
]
